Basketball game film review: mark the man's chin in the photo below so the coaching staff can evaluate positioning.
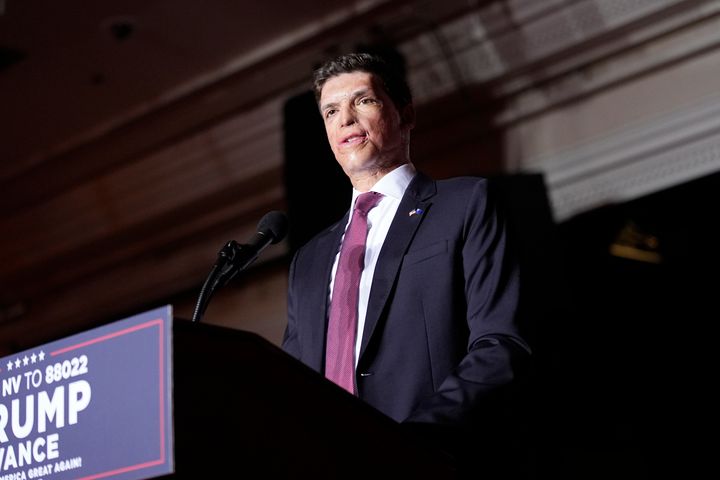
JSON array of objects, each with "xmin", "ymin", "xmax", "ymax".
[{"xmin": 339, "ymin": 153, "xmax": 375, "ymax": 172}]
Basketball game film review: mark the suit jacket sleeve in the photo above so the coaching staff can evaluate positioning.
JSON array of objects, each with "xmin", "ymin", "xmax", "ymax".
[{"xmin": 282, "ymin": 250, "xmax": 301, "ymax": 359}]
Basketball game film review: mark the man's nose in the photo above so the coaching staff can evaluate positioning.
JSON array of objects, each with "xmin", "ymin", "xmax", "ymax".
[{"xmin": 339, "ymin": 105, "xmax": 356, "ymax": 127}]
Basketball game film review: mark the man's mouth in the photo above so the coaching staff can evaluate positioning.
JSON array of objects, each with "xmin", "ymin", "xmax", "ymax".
[{"xmin": 340, "ymin": 133, "xmax": 367, "ymax": 145}]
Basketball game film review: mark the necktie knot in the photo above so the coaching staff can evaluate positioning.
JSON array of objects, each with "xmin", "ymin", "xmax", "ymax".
[{"xmin": 354, "ymin": 191, "xmax": 383, "ymax": 216}]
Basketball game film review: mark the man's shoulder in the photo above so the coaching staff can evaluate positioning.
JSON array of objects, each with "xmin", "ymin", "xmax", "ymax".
[
  {"xmin": 429, "ymin": 174, "xmax": 490, "ymax": 199},
  {"xmin": 292, "ymin": 216, "xmax": 344, "ymax": 258},
  {"xmin": 411, "ymin": 171, "xmax": 488, "ymax": 192},
  {"xmin": 435, "ymin": 174, "xmax": 488, "ymax": 186}
]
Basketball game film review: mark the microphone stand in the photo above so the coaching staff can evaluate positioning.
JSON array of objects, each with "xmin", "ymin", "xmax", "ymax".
[
  {"xmin": 192, "ymin": 240, "xmax": 254, "ymax": 323},
  {"xmin": 190, "ymin": 210, "xmax": 286, "ymax": 324}
]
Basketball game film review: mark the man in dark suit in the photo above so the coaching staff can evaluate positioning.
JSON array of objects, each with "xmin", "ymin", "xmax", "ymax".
[{"xmin": 282, "ymin": 52, "xmax": 531, "ymax": 474}]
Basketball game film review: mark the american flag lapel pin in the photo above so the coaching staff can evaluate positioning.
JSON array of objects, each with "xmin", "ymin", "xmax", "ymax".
[{"xmin": 408, "ymin": 208, "xmax": 424, "ymax": 217}]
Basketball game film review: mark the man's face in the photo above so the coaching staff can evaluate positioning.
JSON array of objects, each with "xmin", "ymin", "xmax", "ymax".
[{"xmin": 319, "ymin": 71, "xmax": 413, "ymax": 181}]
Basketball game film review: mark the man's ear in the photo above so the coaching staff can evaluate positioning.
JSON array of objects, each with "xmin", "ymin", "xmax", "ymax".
[{"xmin": 401, "ymin": 103, "xmax": 416, "ymax": 129}]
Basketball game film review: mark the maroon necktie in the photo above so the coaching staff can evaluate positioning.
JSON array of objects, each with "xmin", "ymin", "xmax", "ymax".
[{"xmin": 325, "ymin": 191, "xmax": 383, "ymax": 394}]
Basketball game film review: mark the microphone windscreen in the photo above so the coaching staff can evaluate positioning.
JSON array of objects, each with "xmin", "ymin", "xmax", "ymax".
[{"xmin": 258, "ymin": 211, "xmax": 288, "ymax": 244}]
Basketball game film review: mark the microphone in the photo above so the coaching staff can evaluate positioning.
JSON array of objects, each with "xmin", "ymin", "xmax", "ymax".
[
  {"xmin": 218, "ymin": 210, "xmax": 288, "ymax": 274},
  {"xmin": 191, "ymin": 211, "xmax": 288, "ymax": 323}
]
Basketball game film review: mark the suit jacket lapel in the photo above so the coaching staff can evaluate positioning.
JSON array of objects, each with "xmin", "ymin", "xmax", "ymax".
[
  {"xmin": 359, "ymin": 173, "xmax": 436, "ymax": 361},
  {"xmin": 305, "ymin": 214, "xmax": 347, "ymax": 372}
]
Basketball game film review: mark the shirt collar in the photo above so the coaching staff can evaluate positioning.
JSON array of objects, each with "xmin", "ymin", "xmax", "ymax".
[{"xmin": 351, "ymin": 163, "xmax": 417, "ymax": 205}]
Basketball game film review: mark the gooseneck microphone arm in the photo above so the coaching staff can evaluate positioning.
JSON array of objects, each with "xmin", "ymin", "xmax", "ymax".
[{"xmin": 191, "ymin": 211, "xmax": 288, "ymax": 323}]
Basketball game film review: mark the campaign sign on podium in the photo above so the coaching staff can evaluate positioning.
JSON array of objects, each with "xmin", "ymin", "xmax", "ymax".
[{"xmin": 0, "ymin": 306, "xmax": 173, "ymax": 480}]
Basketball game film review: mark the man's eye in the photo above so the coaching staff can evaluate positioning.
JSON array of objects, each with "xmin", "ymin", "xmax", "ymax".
[
  {"xmin": 359, "ymin": 97, "xmax": 377, "ymax": 105},
  {"xmin": 324, "ymin": 109, "xmax": 337, "ymax": 119}
]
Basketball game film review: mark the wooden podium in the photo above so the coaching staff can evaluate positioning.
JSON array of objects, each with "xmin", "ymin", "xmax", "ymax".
[{"xmin": 167, "ymin": 319, "xmax": 457, "ymax": 478}]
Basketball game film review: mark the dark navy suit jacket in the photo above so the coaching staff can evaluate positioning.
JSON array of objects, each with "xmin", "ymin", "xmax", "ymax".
[{"xmin": 282, "ymin": 172, "xmax": 531, "ymax": 425}]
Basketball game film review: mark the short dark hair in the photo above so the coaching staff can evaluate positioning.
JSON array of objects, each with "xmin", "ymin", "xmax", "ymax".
[{"xmin": 312, "ymin": 52, "xmax": 412, "ymax": 110}]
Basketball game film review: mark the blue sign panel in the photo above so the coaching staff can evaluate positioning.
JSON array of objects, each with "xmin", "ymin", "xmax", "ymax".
[{"xmin": 0, "ymin": 306, "xmax": 174, "ymax": 480}]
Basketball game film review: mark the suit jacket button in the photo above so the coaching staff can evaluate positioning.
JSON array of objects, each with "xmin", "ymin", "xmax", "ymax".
[{"xmin": 359, "ymin": 372, "xmax": 374, "ymax": 377}]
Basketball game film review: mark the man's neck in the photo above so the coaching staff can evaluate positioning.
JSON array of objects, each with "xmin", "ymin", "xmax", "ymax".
[{"xmin": 350, "ymin": 162, "xmax": 409, "ymax": 192}]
